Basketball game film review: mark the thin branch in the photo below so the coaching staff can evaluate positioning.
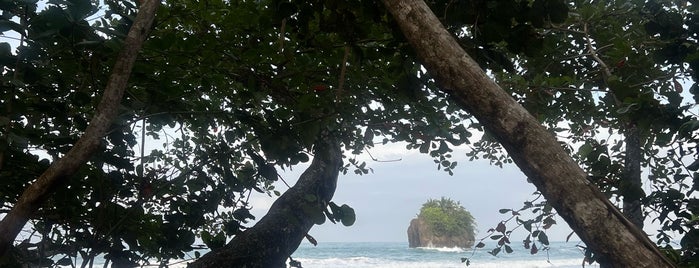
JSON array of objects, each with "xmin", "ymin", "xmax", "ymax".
[
  {"xmin": 583, "ymin": 23, "xmax": 612, "ymax": 78},
  {"xmin": 336, "ymin": 45, "xmax": 351, "ymax": 99},
  {"xmin": 628, "ymin": 73, "xmax": 675, "ymax": 88},
  {"xmin": 548, "ymin": 25, "xmax": 585, "ymax": 35},
  {"xmin": 140, "ymin": 118, "xmax": 146, "ymax": 176},
  {"xmin": 278, "ymin": 18, "xmax": 286, "ymax": 52},
  {"xmin": 364, "ymin": 148, "xmax": 402, "ymax": 162},
  {"xmin": 545, "ymin": 86, "xmax": 609, "ymax": 93}
]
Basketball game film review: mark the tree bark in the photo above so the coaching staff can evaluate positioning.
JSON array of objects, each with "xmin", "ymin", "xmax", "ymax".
[
  {"xmin": 381, "ymin": 0, "xmax": 674, "ymax": 267},
  {"xmin": 188, "ymin": 133, "xmax": 342, "ymax": 268},
  {"xmin": 0, "ymin": 0, "xmax": 159, "ymax": 256},
  {"xmin": 622, "ymin": 124, "xmax": 644, "ymax": 228}
]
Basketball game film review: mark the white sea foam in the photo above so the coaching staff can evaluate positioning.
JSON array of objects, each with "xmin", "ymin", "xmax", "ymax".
[
  {"xmin": 415, "ymin": 246, "xmax": 466, "ymax": 253},
  {"xmin": 295, "ymin": 257, "xmax": 597, "ymax": 268}
]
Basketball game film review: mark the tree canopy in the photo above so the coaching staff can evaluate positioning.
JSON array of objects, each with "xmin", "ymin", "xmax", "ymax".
[
  {"xmin": 419, "ymin": 197, "xmax": 475, "ymax": 237},
  {"xmin": 0, "ymin": 0, "xmax": 697, "ymax": 267}
]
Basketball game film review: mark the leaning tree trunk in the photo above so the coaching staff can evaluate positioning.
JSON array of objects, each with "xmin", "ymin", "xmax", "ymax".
[
  {"xmin": 0, "ymin": 0, "xmax": 159, "ymax": 256},
  {"xmin": 381, "ymin": 0, "xmax": 674, "ymax": 267},
  {"xmin": 188, "ymin": 133, "xmax": 342, "ymax": 268}
]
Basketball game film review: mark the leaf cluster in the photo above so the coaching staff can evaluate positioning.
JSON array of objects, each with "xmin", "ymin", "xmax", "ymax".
[{"xmin": 419, "ymin": 197, "xmax": 476, "ymax": 237}]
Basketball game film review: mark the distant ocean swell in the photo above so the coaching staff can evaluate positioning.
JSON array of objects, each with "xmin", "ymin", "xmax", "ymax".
[
  {"xmin": 91, "ymin": 241, "xmax": 599, "ymax": 267},
  {"xmin": 295, "ymin": 257, "xmax": 590, "ymax": 268},
  {"xmin": 291, "ymin": 241, "xmax": 600, "ymax": 268}
]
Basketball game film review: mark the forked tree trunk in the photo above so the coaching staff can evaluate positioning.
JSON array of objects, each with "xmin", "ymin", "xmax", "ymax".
[
  {"xmin": 0, "ymin": 0, "xmax": 160, "ymax": 256},
  {"xmin": 381, "ymin": 0, "xmax": 674, "ymax": 267},
  {"xmin": 188, "ymin": 134, "xmax": 342, "ymax": 268}
]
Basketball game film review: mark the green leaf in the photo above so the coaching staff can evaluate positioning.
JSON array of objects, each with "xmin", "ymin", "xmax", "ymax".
[
  {"xmin": 296, "ymin": 152, "xmax": 310, "ymax": 163},
  {"xmin": 339, "ymin": 204, "xmax": 356, "ymax": 226},
  {"xmin": 538, "ymin": 232, "xmax": 549, "ymax": 245},
  {"xmin": 56, "ymin": 257, "xmax": 72, "ymax": 266},
  {"xmin": 566, "ymin": 231, "xmax": 575, "ymax": 242},
  {"xmin": 578, "ymin": 143, "xmax": 593, "ymax": 158},
  {"xmin": 489, "ymin": 247, "xmax": 501, "ymax": 256},
  {"xmin": 419, "ymin": 142, "xmax": 429, "ymax": 153},
  {"xmin": 680, "ymin": 229, "xmax": 699, "ymax": 249},
  {"xmin": 363, "ymin": 128, "xmax": 374, "ymax": 145},
  {"xmin": 232, "ymin": 208, "xmax": 255, "ymax": 222},
  {"xmin": 496, "ymin": 222, "xmax": 506, "ymax": 233},
  {"xmin": 438, "ymin": 140, "xmax": 450, "ymax": 153},
  {"xmin": 688, "ymin": 159, "xmax": 699, "ymax": 171},
  {"xmin": 504, "ymin": 244, "xmax": 513, "ymax": 254},
  {"xmin": 312, "ymin": 209, "xmax": 326, "ymax": 225},
  {"xmin": 201, "ymin": 231, "xmax": 226, "ymax": 250},
  {"xmin": 530, "ymin": 243, "xmax": 538, "ymax": 254}
]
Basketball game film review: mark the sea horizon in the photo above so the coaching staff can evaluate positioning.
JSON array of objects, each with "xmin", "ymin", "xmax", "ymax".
[
  {"xmin": 289, "ymin": 240, "xmax": 597, "ymax": 268},
  {"xmin": 80, "ymin": 240, "xmax": 598, "ymax": 267}
]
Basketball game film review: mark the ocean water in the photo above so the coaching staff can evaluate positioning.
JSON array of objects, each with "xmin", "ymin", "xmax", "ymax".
[
  {"xmin": 87, "ymin": 241, "xmax": 597, "ymax": 267},
  {"xmin": 289, "ymin": 241, "xmax": 599, "ymax": 268}
]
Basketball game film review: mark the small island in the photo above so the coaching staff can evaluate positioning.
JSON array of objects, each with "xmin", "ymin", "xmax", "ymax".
[{"xmin": 407, "ymin": 197, "xmax": 476, "ymax": 249}]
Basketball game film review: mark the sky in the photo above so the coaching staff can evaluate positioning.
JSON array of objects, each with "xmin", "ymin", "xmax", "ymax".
[
  {"xmin": 242, "ymin": 89, "xmax": 698, "ymax": 246},
  {"xmin": 247, "ymin": 141, "xmax": 582, "ymax": 244}
]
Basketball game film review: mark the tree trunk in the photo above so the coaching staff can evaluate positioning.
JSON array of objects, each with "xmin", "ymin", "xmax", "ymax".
[
  {"xmin": 381, "ymin": 0, "xmax": 674, "ymax": 267},
  {"xmin": 0, "ymin": 0, "xmax": 159, "ymax": 256},
  {"xmin": 188, "ymin": 133, "xmax": 342, "ymax": 268},
  {"xmin": 622, "ymin": 124, "xmax": 644, "ymax": 228}
]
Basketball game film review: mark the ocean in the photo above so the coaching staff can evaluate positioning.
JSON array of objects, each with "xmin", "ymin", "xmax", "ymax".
[
  {"xmin": 289, "ymin": 241, "xmax": 598, "ymax": 268},
  {"xmin": 87, "ymin": 241, "xmax": 597, "ymax": 267}
]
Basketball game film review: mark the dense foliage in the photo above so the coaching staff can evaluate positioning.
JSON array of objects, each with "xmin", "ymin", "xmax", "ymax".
[
  {"xmin": 475, "ymin": 1, "xmax": 699, "ymax": 265},
  {"xmin": 0, "ymin": 0, "xmax": 696, "ymax": 266},
  {"xmin": 419, "ymin": 197, "xmax": 475, "ymax": 237}
]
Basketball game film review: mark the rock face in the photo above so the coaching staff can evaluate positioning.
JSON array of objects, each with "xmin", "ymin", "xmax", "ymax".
[{"xmin": 407, "ymin": 217, "xmax": 474, "ymax": 248}]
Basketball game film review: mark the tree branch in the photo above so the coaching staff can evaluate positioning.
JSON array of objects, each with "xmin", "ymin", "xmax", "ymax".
[
  {"xmin": 188, "ymin": 132, "xmax": 342, "ymax": 268},
  {"xmin": 583, "ymin": 23, "xmax": 613, "ymax": 79},
  {"xmin": 0, "ymin": 0, "xmax": 159, "ymax": 256}
]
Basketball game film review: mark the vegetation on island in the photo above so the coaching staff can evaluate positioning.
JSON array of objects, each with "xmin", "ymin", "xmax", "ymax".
[
  {"xmin": 0, "ymin": 0, "xmax": 697, "ymax": 267},
  {"xmin": 419, "ymin": 197, "xmax": 475, "ymax": 238}
]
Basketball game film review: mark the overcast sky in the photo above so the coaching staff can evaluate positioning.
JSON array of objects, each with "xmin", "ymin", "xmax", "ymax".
[{"xmin": 248, "ymin": 142, "xmax": 584, "ymax": 244}]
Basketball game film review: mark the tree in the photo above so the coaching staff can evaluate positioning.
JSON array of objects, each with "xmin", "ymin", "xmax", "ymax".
[
  {"xmin": 419, "ymin": 197, "xmax": 475, "ymax": 237},
  {"xmin": 0, "ymin": 0, "xmax": 696, "ymax": 267},
  {"xmin": 440, "ymin": 0, "xmax": 698, "ymax": 264},
  {"xmin": 0, "ymin": 0, "xmax": 160, "ymax": 258},
  {"xmin": 381, "ymin": 0, "xmax": 675, "ymax": 266}
]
